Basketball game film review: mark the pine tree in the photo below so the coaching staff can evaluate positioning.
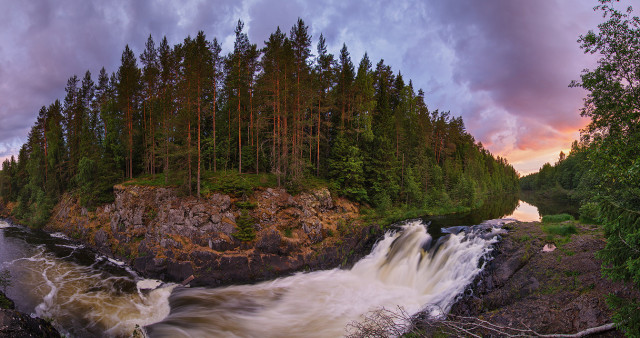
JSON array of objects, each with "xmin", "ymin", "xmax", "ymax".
[
  {"xmin": 314, "ymin": 33, "xmax": 335, "ymax": 176},
  {"xmin": 117, "ymin": 45, "xmax": 141, "ymax": 179}
]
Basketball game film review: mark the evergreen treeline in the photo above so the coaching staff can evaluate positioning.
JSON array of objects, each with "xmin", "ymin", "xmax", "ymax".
[
  {"xmin": 0, "ymin": 19, "xmax": 518, "ymax": 227},
  {"xmin": 519, "ymin": 142, "xmax": 591, "ymax": 195},
  {"xmin": 523, "ymin": 2, "xmax": 640, "ymax": 334}
]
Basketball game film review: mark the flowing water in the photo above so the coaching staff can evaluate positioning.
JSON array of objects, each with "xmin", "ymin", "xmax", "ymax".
[
  {"xmin": 0, "ymin": 197, "xmax": 538, "ymax": 337},
  {"xmin": 0, "ymin": 221, "xmax": 172, "ymax": 336}
]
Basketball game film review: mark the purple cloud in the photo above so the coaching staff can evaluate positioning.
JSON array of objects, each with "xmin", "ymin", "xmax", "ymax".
[{"xmin": 0, "ymin": 0, "xmax": 608, "ymax": 173}]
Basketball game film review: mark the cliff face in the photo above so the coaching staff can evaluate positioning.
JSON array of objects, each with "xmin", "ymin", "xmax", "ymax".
[{"xmin": 45, "ymin": 185, "xmax": 380, "ymax": 286}]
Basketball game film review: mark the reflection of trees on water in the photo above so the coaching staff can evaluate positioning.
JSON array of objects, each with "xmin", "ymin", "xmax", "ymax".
[
  {"xmin": 519, "ymin": 190, "xmax": 579, "ymax": 218},
  {"xmin": 422, "ymin": 194, "xmax": 519, "ymax": 239}
]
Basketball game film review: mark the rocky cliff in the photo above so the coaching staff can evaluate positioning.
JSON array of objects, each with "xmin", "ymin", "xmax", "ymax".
[{"xmin": 45, "ymin": 185, "xmax": 380, "ymax": 287}]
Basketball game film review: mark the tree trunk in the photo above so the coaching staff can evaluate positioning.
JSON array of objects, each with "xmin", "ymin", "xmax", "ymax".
[
  {"xmin": 213, "ymin": 80, "xmax": 217, "ymax": 173},
  {"xmin": 188, "ymin": 119, "xmax": 192, "ymax": 195},
  {"xmin": 197, "ymin": 82, "xmax": 201, "ymax": 197}
]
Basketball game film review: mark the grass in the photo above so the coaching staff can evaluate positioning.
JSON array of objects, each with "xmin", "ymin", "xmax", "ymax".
[
  {"xmin": 123, "ymin": 170, "xmax": 278, "ymax": 197},
  {"xmin": 542, "ymin": 213, "xmax": 575, "ymax": 223},
  {"xmin": 542, "ymin": 223, "xmax": 577, "ymax": 237},
  {"xmin": 540, "ymin": 215, "xmax": 578, "ymax": 247}
]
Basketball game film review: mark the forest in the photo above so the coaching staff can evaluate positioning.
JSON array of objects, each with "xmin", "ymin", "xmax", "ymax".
[
  {"xmin": 522, "ymin": 2, "xmax": 640, "ymax": 334},
  {"xmin": 0, "ymin": 19, "xmax": 519, "ymax": 228}
]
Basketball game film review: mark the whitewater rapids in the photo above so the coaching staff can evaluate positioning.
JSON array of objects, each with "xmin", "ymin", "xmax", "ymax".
[{"xmin": 146, "ymin": 220, "xmax": 499, "ymax": 337}]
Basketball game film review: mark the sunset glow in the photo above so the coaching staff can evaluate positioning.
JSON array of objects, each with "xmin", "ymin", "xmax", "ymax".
[{"xmin": 0, "ymin": 0, "xmax": 605, "ymax": 174}]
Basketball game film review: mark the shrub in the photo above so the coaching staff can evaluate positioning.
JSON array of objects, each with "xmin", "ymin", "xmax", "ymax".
[
  {"xmin": 579, "ymin": 202, "xmax": 600, "ymax": 224},
  {"xmin": 233, "ymin": 209, "xmax": 256, "ymax": 241}
]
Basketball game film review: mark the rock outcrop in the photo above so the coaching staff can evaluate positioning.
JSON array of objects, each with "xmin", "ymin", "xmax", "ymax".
[
  {"xmin": 46, "ymin": 185, "xmax": 380, "ymax": 287},
  {"xmin": 0, "ymin": 291, "xmax": 60, "ymax": 338}
]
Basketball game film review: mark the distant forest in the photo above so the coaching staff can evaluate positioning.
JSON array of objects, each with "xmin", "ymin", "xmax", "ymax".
[{"xmin": 0, "ymin": 19, "xmax": 519, "ymax": 226}]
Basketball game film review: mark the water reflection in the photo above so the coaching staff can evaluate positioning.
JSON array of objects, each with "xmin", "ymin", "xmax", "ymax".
[
  {"xmin": 519, "ymin": 190, "xmax": 580, "ymax": 218},
  {"xmin": 422, "ymin": 194, "xmax": 520, "ymax": 239},
  {"xmin": 506, "ymin": 200, "xmax": 540, "ymax": 222}
]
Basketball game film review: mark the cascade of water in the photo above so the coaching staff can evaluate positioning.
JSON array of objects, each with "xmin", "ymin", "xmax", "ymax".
[
  {"xmin": 0, "ymin": 217, "xmax": 503, "ymax": 337},
  {"xmin": 0, "ymin": 220, "xmax": 173, "ymax": 337},
  {"xmin": 146, "ymin": 220, "xmax": 498, "ymax": 337}
]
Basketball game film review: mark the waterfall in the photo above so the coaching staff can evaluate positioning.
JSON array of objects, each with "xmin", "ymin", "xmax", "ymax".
[
  {"xmin": 0, "ymin": 218, "xmax": 503, "ymax": 337},
  {"xmin": 146, "ymin": 220, "xmax": 498, "ymax": 337}
]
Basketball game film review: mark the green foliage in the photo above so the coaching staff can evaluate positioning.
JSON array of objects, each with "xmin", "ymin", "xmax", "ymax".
[
  {"xmin": 579, "ymin": 202, "xmax": 601, "ymax": 224},
  {"xmin": 233, "ymin": 209, "xmax": 256, "ymax": 241},
  {"xmin": 235, "ymin": 201, "xmax": 257, "ymax": 209},
  {"xmin": 566, "ymin": 2, "xmax": 640, "ymax": 334},
  {"xmin": 542, "ymin": 223, "xmax": 577, "ymax": 237},
  {"xmin": 541, "ymin": 214, "xmax": 575, "ymax": 223},
  {"xmin": 328, "ymin": 133, "xmax": 368, "ymax": 203},
  {"xmin": 1, "ymin": 17, "xmax": 519, "ymax": 233},
  {"xmin": 607, "ymin": 295, "xmax": 640, "ymax": 338},
  {"xmin": 204, "ymin": 172, "xmax": 276, "ymax": 197},
  {"xmin": 0, "ymin": 293, "xmax": 12, "ymax": 309}
]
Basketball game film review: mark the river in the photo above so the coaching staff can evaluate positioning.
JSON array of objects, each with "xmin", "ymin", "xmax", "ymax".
[{"xmin": 0, "ymin": 197, "xmax": 544, "ymax": 337}]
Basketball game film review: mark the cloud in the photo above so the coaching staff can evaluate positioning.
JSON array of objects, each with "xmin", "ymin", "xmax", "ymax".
[{"xmin": 0, "ymin": 0, "xmax": 604, "ymax": 175}]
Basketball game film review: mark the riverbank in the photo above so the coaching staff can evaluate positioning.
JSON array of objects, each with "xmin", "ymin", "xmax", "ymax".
[
  {"xmin": 0, "ymin": 290, "xmax": 60, "ymax": 337},
  {"xmin": 39, "ymin": 184, "xmax": 384, "ymax": 287},
  {"xmin": 447, "ymin": 220, "xmax": 639, "ymax": 336}
]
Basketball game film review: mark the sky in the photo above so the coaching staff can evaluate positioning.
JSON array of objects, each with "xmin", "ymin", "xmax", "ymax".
[{"xmin": 0, "ymin": 0, "xmax": 628, "ymax": 175}]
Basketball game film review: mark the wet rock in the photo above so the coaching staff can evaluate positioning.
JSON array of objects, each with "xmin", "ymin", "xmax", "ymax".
[
  {"xmin": 167, "ymin": 261, "xmax": 194, "ymax": 283},
  {"xmin": 93, "ymin": 230, "xmax": 111, "ymax": 255},
  {"xmin": 0, "ymin": 308, "xmax": 60, "ymax": 337},
  {"xmin": 218, "ymin": 255, "xmax": 251, "ymax": 282}
]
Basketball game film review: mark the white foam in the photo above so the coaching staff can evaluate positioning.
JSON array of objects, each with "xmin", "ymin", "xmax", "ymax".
[
  {"xmin": 49, "ymin": 232, "xmax": 70, "ymax": 240},
  {"xmin": 0, "ymin": 220, "xmax": 11, "ymax": 229},
  {"xmin": 147, "ymin": 222, "xmax": 498, "ymax": 337},
  {"xmin": 108, "ymin": 258, "xmax": 125, "ymax": 266},
  {"xmin": 56, "ymin": 244, "xmax": 85, "ymax": 250},
  {"xmin": 137, "ymin": 279, "xmax": 163, "ymax": 290}
]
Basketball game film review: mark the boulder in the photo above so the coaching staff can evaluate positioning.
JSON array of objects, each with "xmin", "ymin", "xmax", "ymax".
[
  {"xmin": 256, "ymin": 228, "xmax": 282, "ymax": 254},
  {"xmin": 210, "ymin": 193, "xmax": 231, "ymax": 212},
  {"xmin": 0, "ymin": 309, "xmax": 60, "ymax": 337}
]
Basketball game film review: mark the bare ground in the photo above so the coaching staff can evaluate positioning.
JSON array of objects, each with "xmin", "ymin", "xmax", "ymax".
[{"xmin": 450, "ymin": 221, "xmax": 640, "ymax": 336}]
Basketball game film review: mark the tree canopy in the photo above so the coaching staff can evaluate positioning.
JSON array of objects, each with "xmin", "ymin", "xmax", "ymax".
[{"xmin": 0, "ymin": 18, "xmax": 519, "ymax": 227}]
